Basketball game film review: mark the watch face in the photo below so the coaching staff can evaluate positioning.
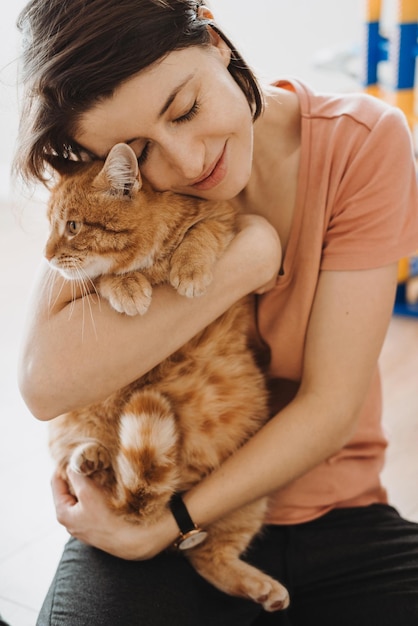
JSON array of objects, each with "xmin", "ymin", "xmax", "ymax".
[{"xmin": 178, "ymin": 530, "xmax": 208, "ymax": 551}]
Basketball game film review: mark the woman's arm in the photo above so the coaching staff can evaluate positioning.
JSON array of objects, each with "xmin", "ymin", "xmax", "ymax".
[
  {"xmin": 52, "ymin": 262, "xmax": 398, "ymax": 558},
  {"xmin": 18, "ymin": 215, "xmax": 281, "ymax": 420},
  {"xmin": 183, "ymin": 263, "xmax": 399, "ymax": 525}
]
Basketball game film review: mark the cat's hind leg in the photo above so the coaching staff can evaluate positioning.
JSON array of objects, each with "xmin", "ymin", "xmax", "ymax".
[
  {"xmin": 69, "ymin": 440, "xmax": 111, "ymax": 476},
  {"xmin": 186, "ymin": 502, "xmax": 290, "ymax": 612},
  {"xmin": 190, "ymin": 545, "xmax": 289, "ymax": 612}
]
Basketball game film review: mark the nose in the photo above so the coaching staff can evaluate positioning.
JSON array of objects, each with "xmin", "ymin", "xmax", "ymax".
[{"xmin": 160, "ymin": 135, "xmax": 205, "ymax": 183}]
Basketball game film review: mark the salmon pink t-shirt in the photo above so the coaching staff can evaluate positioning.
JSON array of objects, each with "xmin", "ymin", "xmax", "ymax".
[{"xmin": 258, "ymin": 80, "xmax": 418, "ymax": 525}]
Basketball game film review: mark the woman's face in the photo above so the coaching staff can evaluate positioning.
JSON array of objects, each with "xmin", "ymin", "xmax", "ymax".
[{"xmin": 74, "ymin": 39, "xmax": 254, "ymax": 201}]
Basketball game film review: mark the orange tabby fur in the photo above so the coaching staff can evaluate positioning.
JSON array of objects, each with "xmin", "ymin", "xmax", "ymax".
[{"xmin": 46, "ymin": 143, "xmax": 289, "ymax": 611}]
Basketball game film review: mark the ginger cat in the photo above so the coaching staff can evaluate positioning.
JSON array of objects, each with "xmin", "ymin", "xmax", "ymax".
[{"xmin": 45, "ymin": 143, "xmax": 289, "ymax": 612}]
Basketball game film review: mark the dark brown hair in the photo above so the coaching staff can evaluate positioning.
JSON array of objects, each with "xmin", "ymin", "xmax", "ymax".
[{"xmin": 14, "ymin": 0, "xmax": 264, "ymax": 185}]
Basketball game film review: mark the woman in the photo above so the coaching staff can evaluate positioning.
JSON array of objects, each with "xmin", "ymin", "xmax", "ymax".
[{"xmin": 15, "ymin": 1, "xmax": 418, "ymax": 624}]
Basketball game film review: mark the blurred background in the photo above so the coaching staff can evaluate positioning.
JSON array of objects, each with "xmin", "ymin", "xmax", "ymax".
[{"xmin": 1, "ymin": 1, "xmax": 417, "ymax": 625}]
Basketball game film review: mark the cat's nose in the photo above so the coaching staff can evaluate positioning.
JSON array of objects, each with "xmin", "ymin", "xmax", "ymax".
[{"xmin": 44, "ymin": 244, "xmax": 55, "ymax": 262}]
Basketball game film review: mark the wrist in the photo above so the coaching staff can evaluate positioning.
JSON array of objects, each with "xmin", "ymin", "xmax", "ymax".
[
  {"xmin": 123, "ymin": 510, "xmax": 178, "ymax": 561},
  {"xmin": 169, "ymin": 493, "xmax": 208, "ymax": 550}
]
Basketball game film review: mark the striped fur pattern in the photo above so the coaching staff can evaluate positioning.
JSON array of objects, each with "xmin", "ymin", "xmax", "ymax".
[{"xmin": 46, "ymin": 144, "xmax": 289, "ymax": 611}]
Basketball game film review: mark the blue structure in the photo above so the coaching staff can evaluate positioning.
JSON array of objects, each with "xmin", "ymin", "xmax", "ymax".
[{"xmin": 364, "ymin": 1, "xmax": 418, "ymax": 317}]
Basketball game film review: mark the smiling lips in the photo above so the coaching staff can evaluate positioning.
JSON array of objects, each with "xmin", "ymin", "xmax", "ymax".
[{"xmin": 191, "ymin": 144, "xmax": 227, "ymax": 191}]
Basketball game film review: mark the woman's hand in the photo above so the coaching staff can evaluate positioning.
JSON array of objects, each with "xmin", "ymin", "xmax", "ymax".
[{"xmin": 52, "ymin": 469, "xmax": 178, "ymax": 560}]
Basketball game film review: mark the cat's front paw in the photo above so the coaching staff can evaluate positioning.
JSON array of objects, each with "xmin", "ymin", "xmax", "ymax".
[
  {"xmin": 99, "ymin": 273, "xmax": 152, "ymax": 315},
  {"xmin": 70, "ymin": 441, "xmax": 111, "ymax": 476},
  {"xmin": 170, "ymin": 265, "xmax": 213, "ymax": 298}
]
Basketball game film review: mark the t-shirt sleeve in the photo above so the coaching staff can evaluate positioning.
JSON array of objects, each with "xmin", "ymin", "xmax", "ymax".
[{"xmin": 321, "ymin": 106, "xmax": 418, "ymax": 271}]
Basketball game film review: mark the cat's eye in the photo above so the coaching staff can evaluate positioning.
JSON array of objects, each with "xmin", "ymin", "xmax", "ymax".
[{"xmin": 66, "ymin": 220, "xmax": 81, "ymax": 236}]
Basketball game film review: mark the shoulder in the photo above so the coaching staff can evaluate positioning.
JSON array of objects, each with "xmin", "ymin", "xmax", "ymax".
[
  {"xmin": 271, "ymin": 83, "xmax": 418, "ymax": 271},
  {"xmin": 275, "ymin": 78, "xmax": 410, "ymax": 144},
  {"xmin": 291, "ymin": 79, "xmax": 402, "ymax": 124}
]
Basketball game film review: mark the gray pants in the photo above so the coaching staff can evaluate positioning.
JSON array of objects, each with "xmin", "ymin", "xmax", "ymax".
[{"xmin": 37, "ymin": 504, "xmax": 418, "ymax": 626}]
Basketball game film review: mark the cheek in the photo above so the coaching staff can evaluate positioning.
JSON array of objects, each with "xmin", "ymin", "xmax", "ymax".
[
  {"xmin": 141, "ymin": 83, "xmax": 254, "ymax": 194},
  {"xmin": 224, "ymin": 116, "xmax": 254, "ymax": 194},
  {"xmin": 211, "ymin": 84, "xmax": 253, "ymax": 137}
]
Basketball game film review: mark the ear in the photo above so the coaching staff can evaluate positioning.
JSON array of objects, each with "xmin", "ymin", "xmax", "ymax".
[
  {"xmin": 199, "ymin": 8, "xmax": 231, "ymax": 68},
  {"xmin": 94, "ymin": 143, "xmax": 142, "ymax": 196},
  {"xmin": 197, "ymin": 5, "xmax": 214, "ymax": 20}
]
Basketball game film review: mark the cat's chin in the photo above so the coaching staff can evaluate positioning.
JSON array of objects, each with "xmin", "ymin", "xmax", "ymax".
[
  {"xmin": 46, "ymin": 259, "xmax": 90, "ymax": 281},
  {"xmin": 53, "ymin": 267, "xmax": 97, "ymax": 282},
  {"xmin": 55, "ymin": 267, "xmax": 85, "ymax": 281},
  {"xmin": 51, "ymin": 257, "xmax": 114, "ymax": 281}
]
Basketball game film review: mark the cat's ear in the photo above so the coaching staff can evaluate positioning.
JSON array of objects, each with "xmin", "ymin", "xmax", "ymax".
[{"xmin": 94, "ymin": 143, "xmax": 142, "ymax": 196}]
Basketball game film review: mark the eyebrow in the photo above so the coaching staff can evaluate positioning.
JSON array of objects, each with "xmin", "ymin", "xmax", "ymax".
[
  {"xmin": 122, "ymin": 73, "xmax": 194, "ymax": 149},
  {"xmin": 158, "ymin": 73, "xmax": 195, "ymax": 118},
  {"xmin": 100, "ymin": 73, "xmax": 196, "ymax": 156}
]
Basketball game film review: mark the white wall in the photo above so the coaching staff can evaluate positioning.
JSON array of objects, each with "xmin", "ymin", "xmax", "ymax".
[
  {"xmin": 210, "ymin": 0, "xmax": 363, "ymax": 84},
  {"xmin": 0, "ymin": 1, "xmax": 27, "ymax": 200},
  {"xmin": 0, "ymin": 0, "xmax": 367, "ymax": 202}
]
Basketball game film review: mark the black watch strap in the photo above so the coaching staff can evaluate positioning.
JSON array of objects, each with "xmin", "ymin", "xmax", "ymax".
[
  {"xmin": 169, "ymin": 493, "xmax": 196, "ymax": 534},
  {"xmin": 169, "ymin": 493, "xmax": 208, "ymax": 550}
]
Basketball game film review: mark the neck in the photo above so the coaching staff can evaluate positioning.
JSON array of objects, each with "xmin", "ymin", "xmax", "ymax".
[{"xmin": 230, "ymin": 84, "xmax": 301, "ymax": 251}]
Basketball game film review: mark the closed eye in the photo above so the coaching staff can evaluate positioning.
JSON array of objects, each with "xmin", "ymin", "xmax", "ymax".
[
  {"xmin": 174, "ymin": 100, "xmax": 200, "ymax": 124},
  {"xmin": 137, "ymin": 100, "xmax": 200, "ymax": 166},
  {"xmin": 137, "ymin": 142, "xmax": 150, "ymax": 166}
]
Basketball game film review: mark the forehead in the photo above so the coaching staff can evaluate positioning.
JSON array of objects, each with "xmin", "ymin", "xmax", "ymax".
[{"xmin": 75, "ymin": 47, "xmax": 211, "ymax": 157}]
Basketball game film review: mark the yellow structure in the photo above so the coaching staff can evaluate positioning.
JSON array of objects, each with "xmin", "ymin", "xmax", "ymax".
[{"xmin": 364, "ymin": 1, "xmax": 418, "ymax": 315}]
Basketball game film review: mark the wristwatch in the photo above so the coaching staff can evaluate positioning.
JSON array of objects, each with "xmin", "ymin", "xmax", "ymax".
[{"xmin": 169, "ymin": 493, "xmax": 208, "ymax": 550}]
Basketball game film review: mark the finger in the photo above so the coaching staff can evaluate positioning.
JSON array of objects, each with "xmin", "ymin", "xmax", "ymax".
[
  {"xmin": 51, "ymin": 470, "xmax": 77, "ymax": 507},
  {"xmin": 66, "ymin": 467, "xmax": 104, "ymax": 502},
  {"xmin": 51, "ymin": 471, "xmax": 79, "ymax": 529}
]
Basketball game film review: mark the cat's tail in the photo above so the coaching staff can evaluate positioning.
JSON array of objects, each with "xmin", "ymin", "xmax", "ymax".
[{"xmin": 111, "ymin": 388, "xmax": 180, "ymax": 522}]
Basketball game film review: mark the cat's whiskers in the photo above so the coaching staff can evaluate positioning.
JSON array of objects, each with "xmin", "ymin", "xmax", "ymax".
[
  {"xmin": 69, "ymin": 264, "xmax": 99, "ymax": 342},
  {"xmin": 79, "ymin": 268, "xmax": 101, "ymax": 306},
  {"xmin": 66, "ymin": 276, "xmax": 77, "ymax": 321},
  {"xmin": 47, "ymin": 257, "xmax": 102, "ymax": 340},
  {"xmin": 45, "ymin": 265, "xmax": 67, "ymax": 318}
]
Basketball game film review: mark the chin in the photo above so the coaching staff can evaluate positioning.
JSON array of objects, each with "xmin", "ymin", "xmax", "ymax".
[{"xmin": 213, "ymin": 172, "xmax": 251, "ymax": 201}]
